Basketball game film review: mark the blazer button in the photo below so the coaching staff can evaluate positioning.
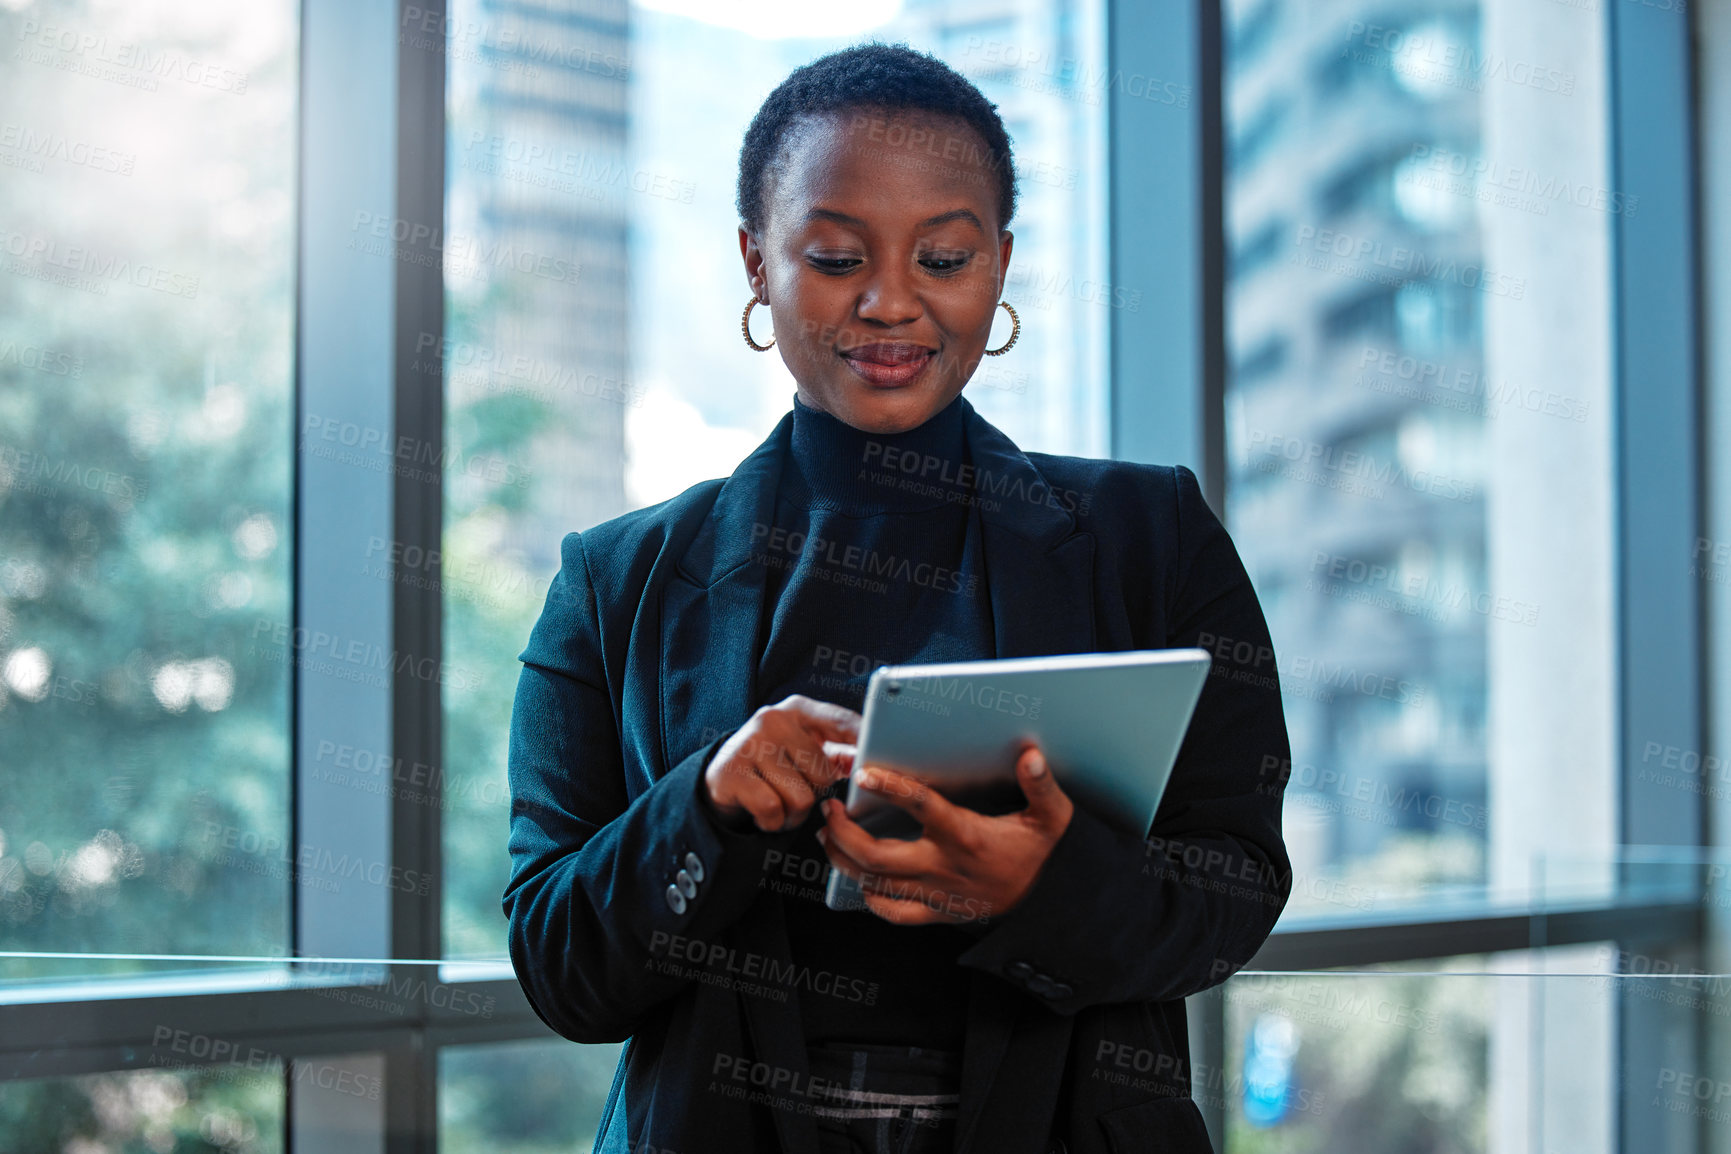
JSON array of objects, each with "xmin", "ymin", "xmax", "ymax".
[
  {"xmin": 1049, "ymin": 982, "xmax": 1073, "ymax": 999},
  {"xmin": 665, "ymin": 884, "xmax": 687, "ymax": 915},
  {"xmin": 684, "ymin": 852, "xmax": 706, "ymax": 883},
  {"xmin": 675, "ymin": 869, "xmax": 698, "ymax": 899},
  {"xmin": 1026, "ymin": 973, "xmax": 1055, "ymax": 998},
  {"xmin": 1007, "ymin": 961, "xmax": 1034, "ymax": 983}
]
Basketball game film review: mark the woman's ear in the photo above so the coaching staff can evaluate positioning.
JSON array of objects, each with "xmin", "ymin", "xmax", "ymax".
[{"xmin": 739, "ymin": 226, "xmax": 768, "ymax": 300}]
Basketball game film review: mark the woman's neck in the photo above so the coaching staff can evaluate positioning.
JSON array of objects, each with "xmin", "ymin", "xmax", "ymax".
[{"xmin": 785, "ymin": 392, "xmax": 969, "ymax": 514}]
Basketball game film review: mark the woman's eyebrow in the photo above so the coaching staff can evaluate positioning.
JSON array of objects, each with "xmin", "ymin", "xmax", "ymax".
[{"xmin": 804, "ymin": 207, "xmax": 985, "ymax": 233}]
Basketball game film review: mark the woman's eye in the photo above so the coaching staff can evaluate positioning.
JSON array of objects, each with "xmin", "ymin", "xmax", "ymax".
[
  {"xmin": 808, "ymin": 256, "xmax": 862, "ymax": 273},
  {"xmin": 920, "ymin": 254, "xmax": 971, "ymax": 274}
]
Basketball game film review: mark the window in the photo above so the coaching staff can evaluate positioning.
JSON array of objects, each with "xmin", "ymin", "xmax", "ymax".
[
  {"xmin": 0, "ymin": 0, "xmax": 298, "ymax": 975},
  {"xmin": 440, "ymin": 0, "xmax": 1109, "ymax": 963},
  {"xmin": 2, "ymin": 1, "xmax": 1710, "ymax": 1149},
  {"xmin": 1222, "ymin": 0, "xmax": 1615, "ymax": 918}
]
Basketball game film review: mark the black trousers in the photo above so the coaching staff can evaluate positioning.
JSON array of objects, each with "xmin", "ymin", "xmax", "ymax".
[{"xmin": 805, "ymin": 1044, "xmax": 1070, "ymax": 1154}]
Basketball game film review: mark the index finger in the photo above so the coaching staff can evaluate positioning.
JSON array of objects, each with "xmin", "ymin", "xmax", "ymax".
[{"xmin": 783, "ymin": 694, "xmax": 861, "ymax": 743}]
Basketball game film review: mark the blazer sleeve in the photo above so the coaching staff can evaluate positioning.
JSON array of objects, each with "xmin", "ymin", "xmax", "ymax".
[
  {"xmin": 956, "ymin": 464, "xmax": 1292, "ymax": 1012},
  {"xmin": 503, "ymin": 530, "xmax": 804, "ymax": 1042}
]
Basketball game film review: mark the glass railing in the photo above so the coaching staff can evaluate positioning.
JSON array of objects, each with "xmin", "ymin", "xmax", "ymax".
[{"xmin": 1, "ymin": 849, "xmax": 1722, "ymax": 1150}]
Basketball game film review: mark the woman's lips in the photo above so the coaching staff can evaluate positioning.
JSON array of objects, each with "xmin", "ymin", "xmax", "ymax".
[{"xmin": 840, "ymin": 342, "xmax": 935, "ymax": 386}]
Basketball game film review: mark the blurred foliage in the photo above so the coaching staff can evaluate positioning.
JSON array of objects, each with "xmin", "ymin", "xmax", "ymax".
[
  {"xmin": 439, "ymin": 1038, "xmax": 623, "ymax": 1154},
  {"xmin": 0, "ymin": 1066, "xmax": 282, "ymax": 1154},
  {"xmin": 0, "ymin": 0, "xmax": 295, "ymax": 966},
  {"xmin": 0, "ymin": 0, "xmax": 297, "ymax": 1144},
  {"xmin": 438, "ymin": 274, "xmax": 560, "ymax": 961}
]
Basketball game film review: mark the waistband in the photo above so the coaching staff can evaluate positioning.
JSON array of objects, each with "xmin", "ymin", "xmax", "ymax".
[{"xmin": 805, "ymin": 1043, "xmax": 963, "ymax": 1123}]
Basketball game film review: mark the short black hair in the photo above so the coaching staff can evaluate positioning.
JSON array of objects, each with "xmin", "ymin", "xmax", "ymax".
[{"xmin": 736, "ymin": 41, "xmax": 1017, "ymax": 235}]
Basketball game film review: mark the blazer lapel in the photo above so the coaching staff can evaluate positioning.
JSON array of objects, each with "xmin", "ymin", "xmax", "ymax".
[
  {"xmin": 956, "ymin": 401, "xmax": 1097, "ymax": 1153},
  {"xmin": 656, "ymin": 411, "xmax": 823, "ymax": 1154},
  {"xmin": 657, "ymin": 412, "xmax": 791, "ymax": 774},
  {"xmin": 966, "ymin": 401, "xmax": 1098, "ymax": 661}
]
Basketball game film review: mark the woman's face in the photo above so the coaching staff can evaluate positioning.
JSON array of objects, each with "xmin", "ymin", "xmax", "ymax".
[{"xmin": 739, "ymin": 109, "xmax": 1014, "ymax": 434}]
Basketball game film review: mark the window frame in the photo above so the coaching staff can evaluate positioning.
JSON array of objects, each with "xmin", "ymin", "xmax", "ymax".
[
  {"xmin": 1120, "ymin": 0, "xmax": 1708, "ymax": 1146},
  {"xmin": 0, "ymin": 2, "xmax": 1710, "ymax": 1153}
]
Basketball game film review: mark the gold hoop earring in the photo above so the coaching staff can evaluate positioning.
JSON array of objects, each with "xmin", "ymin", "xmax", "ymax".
[
  {"xmin": 984, "ymin": 300, "xmax": 1020, "ymax": 356},
  {"xmin": 741, "ymin": 297, "xmax": 775, "ymax": 351}
]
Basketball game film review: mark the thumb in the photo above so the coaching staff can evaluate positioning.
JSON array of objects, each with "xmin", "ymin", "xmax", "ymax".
[{"xmin": 1016, "ymin": 746, "xmax": 1068, "ymax": 822}]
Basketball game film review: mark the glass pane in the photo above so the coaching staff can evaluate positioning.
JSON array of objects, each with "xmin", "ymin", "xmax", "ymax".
[
  {"xmin": 0, "ymin": 1, "xmax": 298, "ymax": 975},
  {"xmin": 1225, "ymin": 965, "xmax": 1492, "ymax": 1149},
  {"xmin": 442, "ymin": 1, "xmax": 1107, "ymax": 957},
  {"xmin": 439, "ymin": 1037, "xmax": 623, "ymax": 1152},
  {"xmin": 1223, "ymin": 947, "xmax": 1630, "ymax": 1153},
  {"xmin": 0, "ymin": 1064, "xmax": 283, "ymax": 1153},
  {"xmin": 1221, "ymin": 2, "xmax": 1615, "ymax": 914}
]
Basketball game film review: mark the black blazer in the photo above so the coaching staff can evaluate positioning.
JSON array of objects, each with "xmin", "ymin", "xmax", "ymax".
[{"xmin": 504, "ymin": 398, "xmax": 1292, "ymax": 1154}]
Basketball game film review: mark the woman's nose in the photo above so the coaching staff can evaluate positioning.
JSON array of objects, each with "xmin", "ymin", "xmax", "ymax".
[{"xmin": 855, "ymin": 263, "xmax": 922, "ymax": 327}]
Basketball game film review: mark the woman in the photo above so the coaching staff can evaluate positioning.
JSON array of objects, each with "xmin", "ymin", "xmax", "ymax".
[{"xmin": 505, "ymin": 43, "xmax": 1291, "ymax": 1154}]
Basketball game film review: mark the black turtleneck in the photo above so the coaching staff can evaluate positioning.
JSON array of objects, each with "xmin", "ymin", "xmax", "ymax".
[{"xmin": 752, "ymin": 392, "xmax": 995, "ymax": 1051}]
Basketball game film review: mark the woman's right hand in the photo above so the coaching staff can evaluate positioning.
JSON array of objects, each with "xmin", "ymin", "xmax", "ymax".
[{"xmin": 703, "ymin": 695, "xmax": 860, "ymax": 832}]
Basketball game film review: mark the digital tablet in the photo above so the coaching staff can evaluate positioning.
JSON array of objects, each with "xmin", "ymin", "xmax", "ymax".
[{"xmin": 824, "ymin": 648, "xmax": 1212, "ymax": 911}]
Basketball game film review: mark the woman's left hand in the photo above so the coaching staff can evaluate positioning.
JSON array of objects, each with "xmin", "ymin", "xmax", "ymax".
[{"xmin": 816, "ymin": 745, "xmax": 1074, "ymax": 925}]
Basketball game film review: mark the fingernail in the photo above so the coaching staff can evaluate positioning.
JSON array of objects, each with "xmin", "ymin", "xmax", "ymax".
[
  {"xmin": 1028, "ymin": 752, "xmax": 1046, "ymax": 777},
  {"xmin": 858, "ymin": 769, "xmax": 880, "ymax": 790}
]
